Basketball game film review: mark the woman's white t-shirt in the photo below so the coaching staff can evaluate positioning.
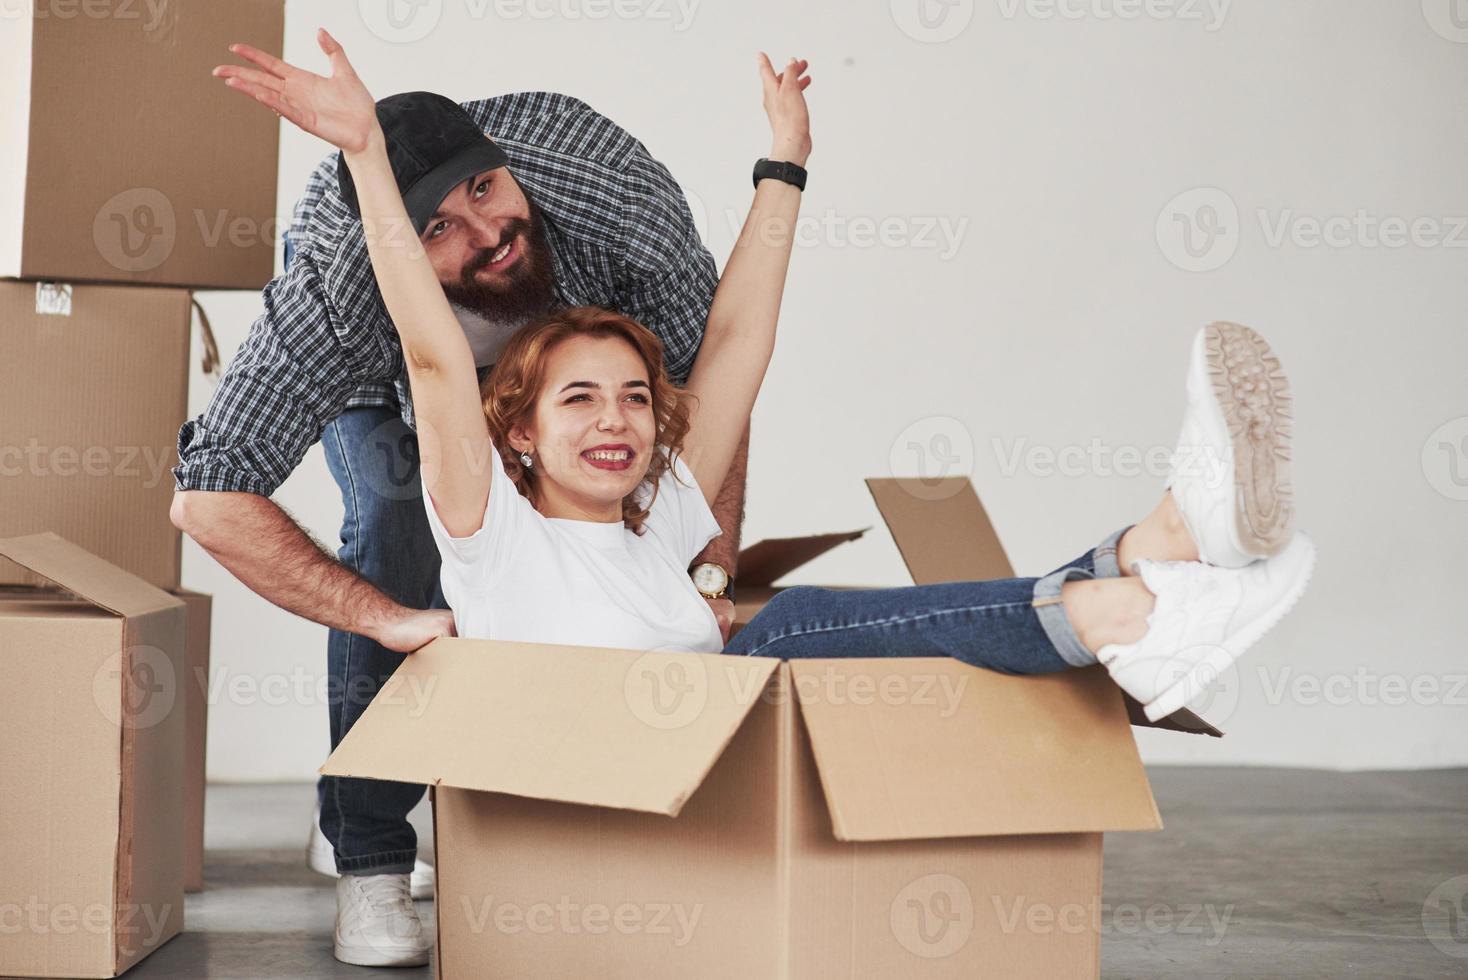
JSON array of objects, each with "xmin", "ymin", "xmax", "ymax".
[{"xmin": 422, "ymin": 445, "xmax": 725, "ymax": 654}]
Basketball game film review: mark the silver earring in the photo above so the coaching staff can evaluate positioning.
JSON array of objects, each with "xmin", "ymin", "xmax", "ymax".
[{"xmin": 519, "ymin": 451, "xmax": 533, "ymax": 468}]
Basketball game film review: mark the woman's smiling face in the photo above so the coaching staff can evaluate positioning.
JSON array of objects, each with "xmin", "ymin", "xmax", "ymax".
[{"xmin": 507, "ymin": 333, "xmax": 659, "ymax": 522}]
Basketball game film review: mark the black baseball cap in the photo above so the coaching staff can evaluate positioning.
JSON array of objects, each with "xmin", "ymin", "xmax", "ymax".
[{"xmin": 336, "ymin": 91, "xmax": 509, "ymax": 236}]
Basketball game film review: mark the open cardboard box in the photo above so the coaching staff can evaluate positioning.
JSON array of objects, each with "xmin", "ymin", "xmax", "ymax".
[
  {"xmin": 323, "ymin": 476, "xmax": 1225, "ymax": 977},
  {"xmin": 0, "ymin": 534, "xmax": 186, "ymax": 979}
]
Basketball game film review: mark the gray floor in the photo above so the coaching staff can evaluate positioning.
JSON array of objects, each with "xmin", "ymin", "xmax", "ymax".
[{"xmin": 127, "ymin": 769, "xmax": 1468, "ymax": 978}]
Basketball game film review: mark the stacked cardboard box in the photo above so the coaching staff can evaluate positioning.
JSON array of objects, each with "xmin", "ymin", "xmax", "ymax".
[
  {"xmin": 1, "ymin": 3, "xmax": 283, "ymax": 974},
  {"xmin": 322, "ymin": 476, "xmax": 1221, "ymax": 978}
]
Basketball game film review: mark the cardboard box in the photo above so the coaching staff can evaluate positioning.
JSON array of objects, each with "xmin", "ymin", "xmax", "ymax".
[
  {"xmin": 321, "ymin": 476, "xmax": 1219, "ymax": 977},
  {"xmin": 0, "ymin": 281, "xmax": 191, "ymax": 591},
  {"xmin": 171, "ymin": 590, "xmax": 212, "ymax": 893},
  {"xmin": 0, "ymin": 533, "xmax": 186, "ymax": 979},
  {"xmin": 0, "ymin": 0, "xmax": 283, "ymax": 289}
]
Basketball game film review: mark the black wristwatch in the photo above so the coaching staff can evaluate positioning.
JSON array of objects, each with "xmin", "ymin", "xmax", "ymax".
[{"xmin": 753, "ymin": 157, "xmax": 807, "ymax": 192}]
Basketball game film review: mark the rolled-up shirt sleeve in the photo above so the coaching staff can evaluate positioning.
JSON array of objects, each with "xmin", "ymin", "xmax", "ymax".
[{"xmin": 173, "ymin": 252, "xmax": 363, "ymax": 496}]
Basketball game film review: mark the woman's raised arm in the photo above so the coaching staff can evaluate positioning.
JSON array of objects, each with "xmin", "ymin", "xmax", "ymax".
[
  {"xmin": 215, "ymin": 29, "xmax": 494, "ymax": 537},
  {"xmin": 680, "ymin": 54, "xmax": 812, "ymax": 506}
]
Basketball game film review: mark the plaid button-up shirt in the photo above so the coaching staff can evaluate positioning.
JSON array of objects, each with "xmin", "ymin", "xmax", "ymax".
[{"xmin": 175, "ymin": 91, "xmax": 717, "ymax": 496}]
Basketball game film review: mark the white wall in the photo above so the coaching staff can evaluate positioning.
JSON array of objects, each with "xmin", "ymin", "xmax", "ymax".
[{"xmin": 190, "ymin": 0, "xmax": 1468, "ymax": 780}]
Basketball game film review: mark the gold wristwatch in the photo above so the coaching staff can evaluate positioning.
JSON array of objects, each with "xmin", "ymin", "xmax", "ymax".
[{"xmin": 690, "ymin": 562, "xmax": 732, "ymax": 602}]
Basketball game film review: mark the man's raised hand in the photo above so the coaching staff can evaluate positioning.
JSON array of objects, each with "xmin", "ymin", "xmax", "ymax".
[{"xmin": 213, "ymin": 28, "xmax": 380, "ymax": 156}]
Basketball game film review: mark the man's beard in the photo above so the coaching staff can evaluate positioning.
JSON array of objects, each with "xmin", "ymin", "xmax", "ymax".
[{"xmin": 440, "ymin": 199, "xmax": 559, "ymax": 326}]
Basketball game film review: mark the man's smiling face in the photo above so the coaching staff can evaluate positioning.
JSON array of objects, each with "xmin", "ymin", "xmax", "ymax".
[{"xmin": 422, "ymin": 165, "xmax": 558, "ymax": 324}]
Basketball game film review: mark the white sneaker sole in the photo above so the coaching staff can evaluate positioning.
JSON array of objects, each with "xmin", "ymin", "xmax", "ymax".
[
  {"xmin": 1199, "ymin": 322, "xmax": 1295, "ymax": 559},
  {"xmin": 1143, "ymin": 534, "xmax": 1317, "ymax": 721},
  {"xmin": 332, "ymin": 939, "xmax": 431, "ymax": 968}
]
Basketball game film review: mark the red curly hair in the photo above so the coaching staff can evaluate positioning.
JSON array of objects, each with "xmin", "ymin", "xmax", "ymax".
[{"xmin": 481, "ymin": 305, "xmax": 693, "ymax": 534}]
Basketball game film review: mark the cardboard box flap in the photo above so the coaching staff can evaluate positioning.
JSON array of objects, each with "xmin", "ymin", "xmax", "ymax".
[
  {"xmin": 790, "ymin": 659, "xmax": 1162, "ymax": 842},
  {"xmin": 0, "ymin": 532, "xmax": 179, "ymax": 618},
  {"xmin": 321, "ymin": 638, "xmax": 779, "ymax": 817},
  {"xmin": 737, "ymin": 529, "xmax": 869, "ymax": 587},
  {"xmin": 865, "ymin": 478, "xmax": 1016, "ymax": 584},
  {"xmin": 865, "ymin": 477, "xmax": 1222, "ymax": 738}
]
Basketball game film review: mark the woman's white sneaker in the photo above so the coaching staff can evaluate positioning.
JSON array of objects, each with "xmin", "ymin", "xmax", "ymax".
[
  {"xmin": 333, "ymin": 873, "xmax": 432, "ymax": 968},
  {"xmin": 1167, "ymin": 322, "xmax": 1295, "ymax": 567},
  {"xmin": 1097, "ymin": 533, "xmax": 1316, "ymax": 721}
]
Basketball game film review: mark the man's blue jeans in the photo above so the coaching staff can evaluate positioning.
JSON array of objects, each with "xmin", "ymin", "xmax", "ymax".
[
  {"xmin": 317, "ymin": 409, "xmax": 444, "ymax": 875},
  {"xmin": 724, "ymin": 529, "xmax": 1128, "ymax": 670}
]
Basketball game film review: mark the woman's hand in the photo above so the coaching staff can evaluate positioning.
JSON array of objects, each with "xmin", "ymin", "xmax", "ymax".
[
  {"xmin": 213, "ymin": 28, "xmax": 380, "ymax": 156},
  {"xmin": 757, "ymin": 53, "xmax": 813, "ymax": 168}
]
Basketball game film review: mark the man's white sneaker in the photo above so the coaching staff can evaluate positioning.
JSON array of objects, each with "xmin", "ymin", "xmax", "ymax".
[
  {"xmin": 308, "ymin": 804, "xmax": 435, "ymax": 901},
  {"xmin": 334, "ymin": 873, "xmax": 432, "ymax": 968},
  {"xmin": 1097, "ymin": 533, "xmax": 1316, "ymax": 721},
  {"xmin": 1167, "ymin": 322, "xmax": 1295, "ymax": 567}
]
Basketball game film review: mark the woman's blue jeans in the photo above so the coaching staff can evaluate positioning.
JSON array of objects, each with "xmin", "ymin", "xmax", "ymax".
[{"xmin": 723, "ymin": 528, "xmax": 1129, "ymax": 672}]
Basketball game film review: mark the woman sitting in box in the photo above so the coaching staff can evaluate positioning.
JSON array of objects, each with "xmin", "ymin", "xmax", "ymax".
[{"xmin": 218, "ymin": 20, "xmax": 1313, "ymax": 945}]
